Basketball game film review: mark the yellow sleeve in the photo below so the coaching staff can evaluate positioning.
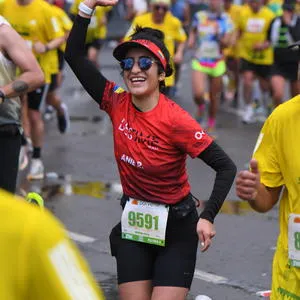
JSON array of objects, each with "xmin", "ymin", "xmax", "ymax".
[
  {"xmin": 59, "ymin": 8, "xmax": 73, "ymax": 32},
  {"xmin": 28, "ymin": 210, "xmax": 105, "ymax": 300},
  {"xmin": 253, "ymin": 114, "xmax": 284, "ymax": 188},
  {"xmin": 70, "ymin": 0, "xmax": 80, "ymax": 16},
  {"xmin": 173, "ymin": 19, "xmax": 187, "ymax": 43},
  {"xmin": 45, "ymin": 10, "xmax": 65, "ymax": 41}
]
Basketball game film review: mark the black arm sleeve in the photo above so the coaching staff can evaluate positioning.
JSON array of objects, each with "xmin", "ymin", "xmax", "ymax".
[
  {"xmin": 197, "ymin": 141, "xmax": 237, "ymax": 223},
  {"xmin": 64, "ymin": 15, "xmax": 108, "ymax": 105},
  {"xmin": 288, "ymin": 16, "xmax": 300, "ymax": 42},
  {"xmin": 266, "ymin": 18, "xmax": 274, "ymax": 42}
]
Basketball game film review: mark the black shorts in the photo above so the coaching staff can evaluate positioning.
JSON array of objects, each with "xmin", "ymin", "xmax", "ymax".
[
  {"xmin": 27, "ymin": 84, "xmax": 49, "ymax": 111},
  {"xmin": 240, "ymin": 58, "xmax": 271, "ymax": 79},
  {"xmin": 109, "ymin": 195, "xmax": 199, "ymax": 288},
  {"xmin": 270, "ymin": 62, "xmax": 298, "ymax": 81},
  {"xmin": 58, "ymin": 49, "xmax": 65, "ymax": 71},
  {"xmin": 49, "ymin": 74, "xmax": 58, "ymax": 92}
]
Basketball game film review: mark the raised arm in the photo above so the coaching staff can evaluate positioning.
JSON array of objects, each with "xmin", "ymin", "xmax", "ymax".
[{"xmin": 64, "ymin": 0, "xmax": 118, "ymax": 104}]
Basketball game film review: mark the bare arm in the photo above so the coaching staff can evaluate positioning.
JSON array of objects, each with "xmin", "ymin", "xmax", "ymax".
[
  {"xmin": 236, "ymin": 159, "xmax": 282, "ymax": 213},
  {"xmin": 0, "ymin": 24, "xmax": 44, "ymax": 98},
  {"xmin": 187, "ymin": 28, "xmax": 197, "ymax": 49},
  {"xmin": 250, "ymin": 184, "xmax": 282, "ymax": 213}
]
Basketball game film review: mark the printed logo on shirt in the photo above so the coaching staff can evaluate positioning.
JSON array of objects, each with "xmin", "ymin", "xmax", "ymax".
[
  {"xmin": 118, "ymin": 118, "xmax": 160, "ymax": 150},
  {"xmin": 121, "ymin": 154, "xmax": 144, "ymax": 169},
  {"xmin": 194, "ymin": 131, "xmax": 206, "ymax": 140},
  {"xmin": 113, "ymin": 85, "xmax": 125, "ymax": 94},
  {"xmin": 246, "ymin": 18, "xmax": 265, "ymax": 33}
]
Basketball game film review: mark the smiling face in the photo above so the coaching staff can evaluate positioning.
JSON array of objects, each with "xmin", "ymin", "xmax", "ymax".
[{"xmin": 122, "ymin": 47, "xmax": 164, "ymax": 98}]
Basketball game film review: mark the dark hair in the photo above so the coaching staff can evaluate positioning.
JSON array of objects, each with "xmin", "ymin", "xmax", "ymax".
[{"xmin": 129, "ymin": 26, "xmax": 173, "ymax": 91}]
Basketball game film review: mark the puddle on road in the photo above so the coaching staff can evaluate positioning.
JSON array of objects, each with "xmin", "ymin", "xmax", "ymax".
[
  {"xmin": 18, "ymin": 173, "xmax": 122, "ymax": 202},
  {"xmin": 199, "ymin": 199, "xmax": 253, "ymax": 216},
  {"xmin": 69, "ymin": 115, "xmax": 103, "ymax": 123},
  {"xmin": 219, "ymin": 200, "xmax": 253, "ymax": 215},
  {"xmin": 18, "ymin": 175, "xmax": 252, "ymax": 216}
]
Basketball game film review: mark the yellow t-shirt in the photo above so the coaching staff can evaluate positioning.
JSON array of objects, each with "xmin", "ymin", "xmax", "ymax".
[
  {"xmin": 237, "ymin": 5, "xmax": 275, "ymax": 65},
  {"xmin": 50, "ymin": 4, "xmax": 73, "ymax": 52},
  {"xmin": 0, "ymin": 189, "xmax": 105, "ymax": 300},
  {"xmin": 224, "ymin": 4, "xmax": 242, "ymax": 58},
  {"xmin": 253, "ymin": 95, "xmax": 300, "ymax": 299},
  {"xmin": 124, "ymin": 12, "xmax": 187, "ymax": 87},
  {"xmin": 70, "ymin": 0, "xmax": 111, "ymax": 43},
  {"xmin": 0, "ymin": 0, "xmax": 64, "ymax": 83}
]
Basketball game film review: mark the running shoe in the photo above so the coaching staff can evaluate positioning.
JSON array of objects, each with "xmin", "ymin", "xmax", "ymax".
[
  {"xmin": 195, "ymin": 295, "xmax": 212, "ymax": 300},
  {"xmin": 26, "ymin": 137, "xmax": 33, "ymax": 153},
  {"xmin": 27, "ymin": 158, "xmax": 44, "ymax": 180},
  {"xmin": 25, "ymin": 192, "xmax": 44, "ymax": 208},
  {"xmin": 242, "ymin": 104, "xmax": 255, "ymax": 124},
  {"xmin": 18, "ymin": 146, "xmax": 29, "ymax": 171},
  {"xmin": 195, "ymin": 103, "xmax": 206, "ymax": 126},
  {"xmin": 57, "ymin": 103, "xmax": 70, "ymax": 134},
  {"xmin": 44, "ymin": 105, "xmax": 55, "ymax": 121}
]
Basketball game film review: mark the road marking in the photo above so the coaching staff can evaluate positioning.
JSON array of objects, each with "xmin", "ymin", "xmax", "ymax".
[
  {"xmin": 68, "ymin": 231, "xmax": 97, "ymax": 243},
  {"xmin": 194, "ymin": 269, "xmax": 228, "ymax": 284},
  {"xmin": 256, "ymin": 290, "xmax": 271, "ymax": 297}
]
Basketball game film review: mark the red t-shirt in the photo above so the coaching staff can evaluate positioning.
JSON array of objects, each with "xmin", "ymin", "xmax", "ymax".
[{"xmin": 100, "ymin": 81, "xmax": 213, "ymax": 204}]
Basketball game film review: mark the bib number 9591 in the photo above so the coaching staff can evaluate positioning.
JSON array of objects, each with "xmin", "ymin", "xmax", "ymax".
[
  {"xmin": 121, "ymin": 199, "xmax": 169, "ymax": 246},
  {"xmin": 128, "ymin": 211, "xmax": 159, "ymax": 230}
]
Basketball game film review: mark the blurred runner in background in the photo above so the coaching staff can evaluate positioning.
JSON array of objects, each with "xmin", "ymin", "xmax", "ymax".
[{"xmin": 0, "ymin": 15, "xmax": 44, "ymax": 193}]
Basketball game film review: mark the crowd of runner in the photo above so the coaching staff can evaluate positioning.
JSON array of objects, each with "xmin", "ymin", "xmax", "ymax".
[
  {"xmin": 0, "ymin": 0, "xmax": 300, "ymax": 299},
  {"xmin": 1, "ymin": 0, "xmax": 299, "ymax": 183}
]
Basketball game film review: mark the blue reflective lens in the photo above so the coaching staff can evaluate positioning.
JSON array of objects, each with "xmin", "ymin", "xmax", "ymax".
[
  {"xmin": 120, "ymin": 58, "xmax": 134, "ymax": 70},
  {"xmin": 120, "ymin": 57, "xmax": 154, "ymax": 71},
  {"xmin": 138, "ymin": 57, "xmax": 153, "ymax": 70}
]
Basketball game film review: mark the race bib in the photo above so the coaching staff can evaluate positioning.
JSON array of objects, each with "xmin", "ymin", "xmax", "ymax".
[
  {"xmin": 121, "ymin": 198, "xmax": 169, "ymax": 247},
  {"xmin": 246, "ymin": 18, "xmax": 265, "ymax": 33},
  {"xmin": 195, "ymin": 41, "xmax": 220, "ymax": 60},
  {"xmin": 288, "ymin": 214, "xmax": 300, "ymax": 267}
]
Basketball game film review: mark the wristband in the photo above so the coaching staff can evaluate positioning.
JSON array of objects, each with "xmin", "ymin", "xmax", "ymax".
[
  {"xmin": 78, "ymin": 2, "xmax": 95, "ymax": 16},
  {"xmin": 45, "ymin": 44, "xmax": 50, "ymax": 52}
]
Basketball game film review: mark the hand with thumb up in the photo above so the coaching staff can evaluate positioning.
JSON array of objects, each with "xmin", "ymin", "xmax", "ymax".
[{"xmin": 236, "ymin": 159, "xmax": 261, "ymax": 202}]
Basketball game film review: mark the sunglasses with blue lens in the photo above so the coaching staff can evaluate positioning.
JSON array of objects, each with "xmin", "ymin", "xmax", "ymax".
[{"xmin": 120, "ymin": 56, "xmax": 157, "ymax": 71}]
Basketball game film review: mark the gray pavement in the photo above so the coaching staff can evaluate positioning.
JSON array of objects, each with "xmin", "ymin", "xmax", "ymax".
[{"xmin": 17, "ymin": 40, "xmax": 284, "ymax": 299}]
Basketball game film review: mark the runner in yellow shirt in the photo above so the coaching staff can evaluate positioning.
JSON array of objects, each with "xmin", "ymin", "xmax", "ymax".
[
  {"xmin": 124, "ymin": 0, "xmax": 187, "ymax": 97},
  {"xmin": 0, "ymin": 188, "xmax": 105, "ymax": 300},
  {"xmin": 0, "ymin": 0, "xmax": 65, "ymax": 180},
  {"xmin": 70, "ymin": 0, "xmax": 112, "ymax": 67},
  {"xmin": 44, "ymin": 0, "xmax": 72, "ymax": 134},
  {"xmin": 236, "ymin": 39, "xmax": 300, "ymax": 300},
  {"xmin": 237, "ymin": 0, "xmax": 275, "ymax": 124}
]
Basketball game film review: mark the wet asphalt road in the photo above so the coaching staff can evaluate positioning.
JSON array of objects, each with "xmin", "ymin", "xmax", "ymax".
[{"xmin": 16, "ymin": 14, "xmax": 288, "ymax": 299}]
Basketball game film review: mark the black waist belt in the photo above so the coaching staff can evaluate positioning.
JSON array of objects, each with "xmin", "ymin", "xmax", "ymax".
[{"xmin": 121, "ymin": 193, "xmax": 196, "ymax": 219}]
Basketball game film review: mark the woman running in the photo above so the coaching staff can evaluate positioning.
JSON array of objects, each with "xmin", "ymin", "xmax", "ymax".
[
  {"xmin": 65, "ymin": 1, "xmax": 237, "ymax": 299},
  {"xmin": 188, "ymin": 0, "xmax": 235, "ymax": 138}
]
